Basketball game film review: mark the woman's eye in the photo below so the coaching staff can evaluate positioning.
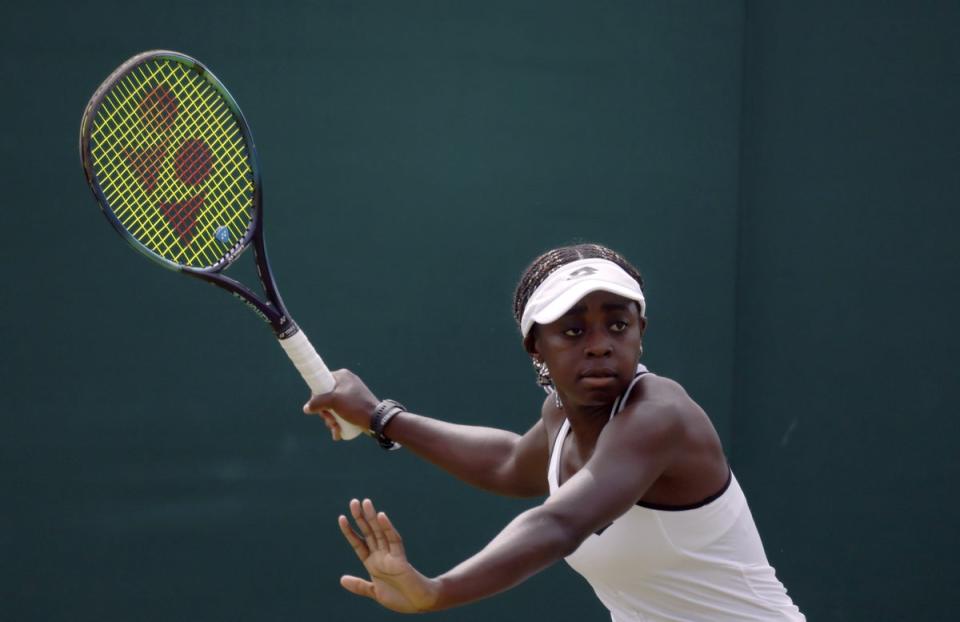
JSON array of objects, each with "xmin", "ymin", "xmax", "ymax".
[
  {"xmin": 610, "ymin": 321, "xmax": 628, "ymax": 333},
  {"xmin": 564, "ymin": 327, "xmax": 583, "ymax": 337}
]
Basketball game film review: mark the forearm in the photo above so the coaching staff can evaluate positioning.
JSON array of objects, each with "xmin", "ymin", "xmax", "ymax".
[
  {"xmin": 384, "ymin": 412, "xmax": 524, "ymax": 495},
  {"xmin": 429, "ymin": 506, "xmax": 581, "ymax": 611}
]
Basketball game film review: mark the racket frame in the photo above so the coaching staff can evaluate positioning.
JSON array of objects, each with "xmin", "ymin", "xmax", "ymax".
[{"xmin": 79, "ymin": 50, "xmax": 297, "ymax": 339}]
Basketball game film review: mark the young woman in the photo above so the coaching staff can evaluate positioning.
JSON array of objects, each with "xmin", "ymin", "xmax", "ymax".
[{"xmin": 303, "ymin": 244, "xmax": 805, "ymax": 621}]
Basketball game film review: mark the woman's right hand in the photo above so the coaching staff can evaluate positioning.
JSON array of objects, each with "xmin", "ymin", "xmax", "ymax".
[
  {"xmin": 338, "ymin": 498, "xmax": 441, "ymax": 613},
  {"xmin": 302, "ymin": 369, "xmax": 380, "ymax": 440}
]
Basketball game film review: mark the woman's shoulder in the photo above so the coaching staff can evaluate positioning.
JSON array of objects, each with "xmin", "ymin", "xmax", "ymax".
[
  {"xmin": 620, "ymin": 373, "xmax": 710, "ymax": 433},
  {"xmin": 632, "ymin": 372, "xmax": 694, "ymax": 407},
  {"xmin": 619, "ymin": 373, "xmax": 722, "ymax": 456}
]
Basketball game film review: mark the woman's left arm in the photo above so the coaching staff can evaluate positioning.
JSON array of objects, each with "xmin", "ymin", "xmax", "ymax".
[{"xmin": 338, "ymin": 400, "xmax": 685, "ymax": 612}]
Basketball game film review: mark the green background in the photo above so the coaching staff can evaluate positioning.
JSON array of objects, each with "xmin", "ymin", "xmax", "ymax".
[{"xmin": 2, "ymin": 1, "xmax": 957, "ymax": 620}]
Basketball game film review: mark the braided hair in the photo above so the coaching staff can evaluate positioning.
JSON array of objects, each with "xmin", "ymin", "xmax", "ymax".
[{"xmin": 512, "ymin": 243, "xmax": 645, "ymax": 335}]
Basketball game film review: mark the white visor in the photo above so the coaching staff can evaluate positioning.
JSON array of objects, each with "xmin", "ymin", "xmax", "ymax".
[{"xmin": 520, "ymin": 258, "xmax": 645, "ymax": 338}]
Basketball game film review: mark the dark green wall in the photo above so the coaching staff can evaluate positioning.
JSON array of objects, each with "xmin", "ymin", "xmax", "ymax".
[
  {"xmin": 733, "ymin": 2, "xmax": 960, "ymax": 619},
  {"xmin": 1, "ymin": 1, "xmax": 956, "ymax": 620}
]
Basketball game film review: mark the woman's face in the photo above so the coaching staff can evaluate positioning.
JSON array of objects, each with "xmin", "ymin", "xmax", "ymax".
[{"xmin": 530, "ymin": 290, "xmax": 645, "ymax": 409}]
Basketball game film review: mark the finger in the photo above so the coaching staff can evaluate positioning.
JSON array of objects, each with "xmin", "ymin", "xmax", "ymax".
[
  {"xmin": 340, "ymin": 575, "xmax": 376, "ymax": 599},
  {"xmin": 303, "ymin": 392, "xmax": 334, "ymax": 414},
  {"xmin": 362, "ymin": 498, "xmax": 388, "ymax": 551},
  {"xmin": 316, "ymin": 413, "xmax": 341, "ymax": 440},
  {"xmin": 303, "ymin": 398, "xmax": 321, "ymax": 414},
  {"xmin": 377, "ymin": 511, "xmax": 405, "ymax": 557},
  {"xmin": 329, "ymin": 420, "xmax": 342, "ymax": 441},
  {"xmin": 326, "ymin": 413, "xmax": 343, "ymax": 441},
  {"xmin": 350, "ymin": 499, "xmax": 375, "ymax": 542},
  {"xmin": 338, "ymin": 515, "xmax": 369, "ymax": 561}
]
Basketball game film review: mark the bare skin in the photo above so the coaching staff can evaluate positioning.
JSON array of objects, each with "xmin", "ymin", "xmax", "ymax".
[
  {"xmin": 304, "ymin": 290, "xmax": 729, "ymax": 612},
  {"xmin": 337, "ymin": 498, "xmax": 440, "ymax": 612}
]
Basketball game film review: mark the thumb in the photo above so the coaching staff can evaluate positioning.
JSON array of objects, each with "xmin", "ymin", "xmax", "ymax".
[
  {"xmin": 303, "ymin": 393, "xmax": 333, "ymax": 414},
  {"xmin": 340, "ymin": 575, "xmax": 376, "ymax": 599}
]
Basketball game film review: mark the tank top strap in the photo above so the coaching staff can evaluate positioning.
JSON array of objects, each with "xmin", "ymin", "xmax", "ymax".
[
  {"xmin": 610, "ymin": 363, "xmax": 650, "ymax": 419},
  {"xmin": 547, "ymin": 417, "xmax": 569, "ymax": 492}
]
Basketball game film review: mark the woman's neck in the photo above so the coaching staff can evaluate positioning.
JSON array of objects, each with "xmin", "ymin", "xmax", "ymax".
[{"xmin": 557, "ymin": 396, "xmax": 611, "ymax": 440}]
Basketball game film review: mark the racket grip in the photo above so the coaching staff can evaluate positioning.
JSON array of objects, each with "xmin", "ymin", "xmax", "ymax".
[{"xmin": 279, "ymin": 330, "xmax": 366, "ymax": 440}]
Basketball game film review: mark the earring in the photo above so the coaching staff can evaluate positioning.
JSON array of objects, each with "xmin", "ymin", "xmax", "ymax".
[
  {"xmin": 533, "ymin": 358, "xmax": 552, "ymax": 387},
  {"xmin": 638, "ymin": 344, "xmax": 644, "ymax": 360},
  {"xmin": 533, "ymin": 358, "xmax": 563, "ymax": 408}
]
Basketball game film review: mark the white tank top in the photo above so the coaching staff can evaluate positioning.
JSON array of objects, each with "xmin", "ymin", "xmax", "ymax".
[{"xmin": 547, "ymin": 368, "xmax": 805, "ymax": 621}]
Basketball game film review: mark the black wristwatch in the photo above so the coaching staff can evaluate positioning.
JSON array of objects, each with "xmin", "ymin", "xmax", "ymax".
[{"xmin": 370, "ymin": 399, "xmax": 405, "ymax": 450}]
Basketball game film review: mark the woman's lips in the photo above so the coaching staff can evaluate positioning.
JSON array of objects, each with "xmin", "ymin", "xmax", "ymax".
[
  {"xmin": 580, "ymin": 368, "xmax": 618, "ymax": 378},
  {"xmin": 579, "ymin": 368, "xmax": 619, "ymax": 387}
]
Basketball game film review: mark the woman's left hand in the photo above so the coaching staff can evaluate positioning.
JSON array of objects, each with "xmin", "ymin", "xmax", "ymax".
[
  {"xmin": 338, "ymin": 498, "xmax": 441, "ymax": 613},
  {"xmin": 302, "ymin": 369, "xmax": 380, "ymax": 441}
]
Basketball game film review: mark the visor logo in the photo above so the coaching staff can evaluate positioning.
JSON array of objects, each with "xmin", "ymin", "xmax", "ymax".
[{"xmin": 566, "ymin": 266, "xmax": 598, "ymax": 279}]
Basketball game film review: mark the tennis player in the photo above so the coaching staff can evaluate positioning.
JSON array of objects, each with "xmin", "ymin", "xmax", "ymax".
[{"xmin": 304, "ymin": 244, "xmax": 805, "ymax": 620}]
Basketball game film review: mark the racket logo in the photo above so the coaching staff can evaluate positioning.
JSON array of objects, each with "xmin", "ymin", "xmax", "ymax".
[
  {"xmin": 232, "ymin": 292, "xmax": 270, "ymax": 324},
  {"xmin": 215, "ymin": 226, "xmax": 231, "ymax": 245},
  {"xmin": 122, "ymin": 87, "xmax": 215, "ymax": 245}
]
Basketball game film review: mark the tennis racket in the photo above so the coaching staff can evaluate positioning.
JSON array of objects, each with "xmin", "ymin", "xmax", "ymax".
[{"xmin": 79, "ymin": 50, "xmax": 365, "ymax": 440}]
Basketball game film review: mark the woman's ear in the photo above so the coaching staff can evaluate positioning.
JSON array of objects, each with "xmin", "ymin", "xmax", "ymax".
[{"xmin": 523, "ymin": 330, "xmax": 539, "ymax": 358}]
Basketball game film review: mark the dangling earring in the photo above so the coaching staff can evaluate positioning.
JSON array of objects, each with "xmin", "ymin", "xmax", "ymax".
[
  {"xmin": 638, "ymin": 344, "xmax": 644, "ymax": 360},
  {"xmin": 533, "ymin": 357, "xmax": 552, "ymax": 387},
  {"xmin": 533, "ymin": 358, "xmax": 562, "ymax": 408}
]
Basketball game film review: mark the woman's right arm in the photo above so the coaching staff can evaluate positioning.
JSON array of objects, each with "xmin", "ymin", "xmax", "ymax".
[{"xmin": 303, "ymin": 369, "xmax": 550, "ymax": 498}]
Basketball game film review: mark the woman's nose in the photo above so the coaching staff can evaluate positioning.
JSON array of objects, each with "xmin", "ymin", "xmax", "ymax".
[{"xmin": 584, "ymin": 332, "xmax": 613, "ymax": 357}]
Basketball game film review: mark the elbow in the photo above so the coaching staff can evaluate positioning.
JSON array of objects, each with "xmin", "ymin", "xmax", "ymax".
[
  {"xmin": 497, "ymin": 479, "xmax": 549, "ymax": 499},
  {"xmin": 489, "ymin": 459, "xmax": 547, "ymax": 499}
]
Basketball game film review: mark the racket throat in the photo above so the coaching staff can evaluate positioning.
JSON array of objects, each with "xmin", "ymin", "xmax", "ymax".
[
  {"xmin": 181, "ymin": 267, "xmax": 294, "ymax": 337},
  {"xmin": 228, "ymin": 289, "xmax": 297, "ymax": 337}
]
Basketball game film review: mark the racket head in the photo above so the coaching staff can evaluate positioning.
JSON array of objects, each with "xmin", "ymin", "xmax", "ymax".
[{"xmin": 80, "ymin": 50, "xmax": 261, "ymax": 273}]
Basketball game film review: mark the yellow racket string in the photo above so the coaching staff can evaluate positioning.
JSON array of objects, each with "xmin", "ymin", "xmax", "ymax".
[{"xmin": 90, "ymin": 58, "xmax": 255, "ymax": 268}]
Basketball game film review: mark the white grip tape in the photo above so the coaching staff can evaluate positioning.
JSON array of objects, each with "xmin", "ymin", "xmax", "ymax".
[{"xmin": 279, "ymin": 330, "xmax": 365, "ymax": 440}]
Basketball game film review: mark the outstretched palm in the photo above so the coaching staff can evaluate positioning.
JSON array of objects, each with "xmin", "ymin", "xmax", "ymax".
[{"xmin": 338, "ymin": 498, "xmax": 440, "ymax": 613}]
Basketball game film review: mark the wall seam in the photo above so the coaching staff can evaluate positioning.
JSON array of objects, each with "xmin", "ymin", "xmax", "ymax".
[{"xmin": 729, "ymin": 0, "xmax": 752, "ymax": 465}]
